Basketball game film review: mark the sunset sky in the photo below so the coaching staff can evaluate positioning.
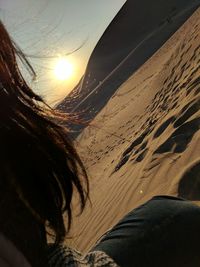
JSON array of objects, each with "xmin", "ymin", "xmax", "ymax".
[{"xmin": 0, "ymin": 0, "xmax": 126, "ymax": 105}]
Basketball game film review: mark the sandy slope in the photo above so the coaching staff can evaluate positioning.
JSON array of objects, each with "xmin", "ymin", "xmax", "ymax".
[
  {"xmin": 66, "ymin": 8, "xmax": 200, "ymax": 253},
  {"xmin": 58, "ymin": 1, "xmax": 200, "ymax": 137}
]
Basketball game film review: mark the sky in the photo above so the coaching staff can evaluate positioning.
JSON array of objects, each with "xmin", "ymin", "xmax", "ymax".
[{"xmin": 0, "ymin": 0, "xmax": 126, "ymax": 105}]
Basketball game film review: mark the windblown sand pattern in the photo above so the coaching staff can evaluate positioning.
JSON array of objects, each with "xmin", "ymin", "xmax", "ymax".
[{"xmin": 66, "ymin": 8, "xmax": 200, "ymax": 253}]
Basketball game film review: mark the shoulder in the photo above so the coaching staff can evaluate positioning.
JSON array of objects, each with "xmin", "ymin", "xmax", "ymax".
[{"xmin": 47, "ymin": 244, "xmax": 119, "ymax": 267}]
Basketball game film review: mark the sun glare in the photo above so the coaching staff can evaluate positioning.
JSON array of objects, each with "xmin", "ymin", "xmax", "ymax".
[{"xmin": 54, "ymin": 58, "xmax": 74, "ymax": 81}]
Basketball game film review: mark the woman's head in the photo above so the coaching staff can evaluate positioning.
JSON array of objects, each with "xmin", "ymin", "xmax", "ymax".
[{"xmin": 0, "ymin": 20, "xmax": 89, "ymax": 244}]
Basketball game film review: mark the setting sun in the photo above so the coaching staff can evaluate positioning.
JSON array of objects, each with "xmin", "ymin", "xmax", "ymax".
[{"xmin": 54, "ymin": 58, "xmax": 74, "ymax": 81}]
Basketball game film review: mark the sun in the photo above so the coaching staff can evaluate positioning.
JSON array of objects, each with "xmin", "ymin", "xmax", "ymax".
[{"xmin": 54, "ymin": 58, "xmax": 74, "ymax": 81}]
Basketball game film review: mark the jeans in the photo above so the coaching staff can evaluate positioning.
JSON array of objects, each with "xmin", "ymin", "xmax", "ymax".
[{"xmin": 91, "ymin": 195, "xmax": 200, "ymax": 267}]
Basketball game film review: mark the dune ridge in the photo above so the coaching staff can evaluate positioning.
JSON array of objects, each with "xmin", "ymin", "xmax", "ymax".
[
  {"xmin": 66, "ymin": 8, "xmax": 200, "ymax": 253},
  {"xmin": 58, "ymin": 1, "xmax": 200, "ymax": 137}
]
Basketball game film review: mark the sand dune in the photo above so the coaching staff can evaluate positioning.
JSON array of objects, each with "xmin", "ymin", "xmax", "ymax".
[
  {"xmin": 66, "ymin": 8, "xmax": 200, "ymax": 254},
  {"xmin": 58, "ymin": 1, "xmax": 200, "ymax": 137}
]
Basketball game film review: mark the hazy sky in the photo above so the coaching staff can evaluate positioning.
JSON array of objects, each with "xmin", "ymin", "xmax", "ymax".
[{"xmin": 0, "ymin": 0, "xmax": 126, "ymax": 105}]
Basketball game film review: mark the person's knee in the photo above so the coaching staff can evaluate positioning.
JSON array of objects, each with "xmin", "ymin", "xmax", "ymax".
[
  {"xmin": 151, "ymin": 195, "xmax": 200, "ymax": 213},
  {"xmin": 151, "ymin": 194, "xmax": 186, "ymax": 202},
  {"xmin": 149, "ymin": 196, "xmax": 200, "ymax": 240},
  {"xmin": 143, "ymin": 197, "xmax": 200, "ymax": 266}
]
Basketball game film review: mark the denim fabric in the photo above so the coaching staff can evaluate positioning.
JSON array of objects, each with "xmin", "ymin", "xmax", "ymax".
[{"xmin": 91, "ymin": 195, "xmax": 200, "ymax": 267}]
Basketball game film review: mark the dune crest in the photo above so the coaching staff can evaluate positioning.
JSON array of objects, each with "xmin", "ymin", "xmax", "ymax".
[{"xmin": 67, "ymin": 8, "xmax": 200, "ymax": 253}]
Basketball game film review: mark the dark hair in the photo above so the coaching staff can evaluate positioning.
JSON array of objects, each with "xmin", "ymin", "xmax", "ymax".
[{"xmin": 0, "ymin": 20, "xmax": 89, "ymax": 244}]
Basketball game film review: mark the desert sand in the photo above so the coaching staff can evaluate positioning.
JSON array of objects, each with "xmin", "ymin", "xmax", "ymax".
[
  {"xmin": 58, "ymin": 0, "xmax": 200, "ymax": 136},
  {"xmin": 65, "ymin": 8, "xmax": 200, "ymax": 254}
]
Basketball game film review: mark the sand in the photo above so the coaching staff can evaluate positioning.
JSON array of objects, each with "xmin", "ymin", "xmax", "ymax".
[{"xmin": 65, "ymin": 8, "xmax": 200, "ymax": 253}]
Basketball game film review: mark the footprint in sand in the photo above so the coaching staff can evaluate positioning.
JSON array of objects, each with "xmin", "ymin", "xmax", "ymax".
[
  {"xmin": 113, "ymin": 130, "xmax": 150, "ymax": 172},
  {"xmin": 114, "ymin": 154, "xmax": 130, "ymax": 172},
  {"xmin": 153, "ymin": 116, "xmax": 176, "ymax": 138},
  {"xmin": 178, "ymin": 160, "xmax": 200, "ymax": 200},
  {"xmin": 135, "ymin": 148, "xmax": 148, "ymax": 162},
  {"xmin": 154, "ymin": 117, "xmax": 200, "ymax": 154},
  {"xmin": 186, "ymin": 76, "xmax": 200, "ymax": 96},
  {"xmin": 173, "ymin": 98, "xmax": 200, "ymax": 128}
]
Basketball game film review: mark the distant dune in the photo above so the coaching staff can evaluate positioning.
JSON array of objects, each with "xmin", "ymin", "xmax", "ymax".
[
  {"xmin": 65, "ymin": 8, "xmax": 200, "ymax": 253},
  {"xmin": 58, "ymin": 0, "xmax": 200, "ymax": 137}
]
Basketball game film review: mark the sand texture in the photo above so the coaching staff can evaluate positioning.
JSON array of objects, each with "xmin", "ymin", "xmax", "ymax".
[{"xmin": 66, "ymin": 8, "xmax": 200, "ymax": 253}]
